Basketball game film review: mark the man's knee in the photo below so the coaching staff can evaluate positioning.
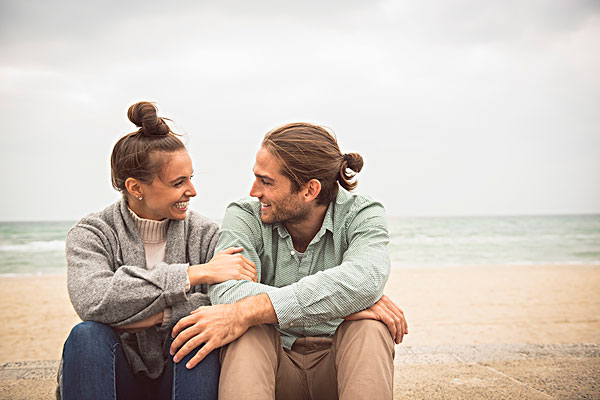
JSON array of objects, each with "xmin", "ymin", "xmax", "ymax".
[
  {"xmin": 334, "ymin": 320, "xmax": 395, "ymax": 399},
  {"xmin": 335, "ymin": 320, "xmax": 395, "ymax": 355},
  {"xmin": 337, "ymin": 319, "xmax": 390, "ymax": 338},
  {"xmin": 219, "ymin": 324, "xmax": 281, "ymax": 399},
  {"xmin": 220, "ymin": 324, "xmax": 279, "ymax": 364}
]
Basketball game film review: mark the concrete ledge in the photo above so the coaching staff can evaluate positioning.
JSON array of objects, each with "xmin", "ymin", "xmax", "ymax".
[
  {"xmin": 2, "ymin": 343, "xmax": 599, "ymax": 399},
  {"xmin": 0, "ymin": 360, "xmax": 59, "ymax": 381},
  {"xmin": 395, "ymin": 342, "xmax": 600, "ymax": 364}
]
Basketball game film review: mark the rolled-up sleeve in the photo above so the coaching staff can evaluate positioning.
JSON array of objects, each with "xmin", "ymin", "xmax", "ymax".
[
  {"xmin": 66, "ymin": 225, "xmax": 191, "ymax": 327},
  {"xmin": 273, "ymin": 204, "xmax": 389, "ymax": 328},
  {"xmin": 209, "ymin": 200, "xmax": 390, "ymax": 329}
]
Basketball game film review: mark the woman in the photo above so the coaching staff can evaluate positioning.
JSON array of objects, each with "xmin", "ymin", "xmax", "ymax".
[{"xmin": 58, "ymin": 102, "xmax": 256, "ymax": 399}]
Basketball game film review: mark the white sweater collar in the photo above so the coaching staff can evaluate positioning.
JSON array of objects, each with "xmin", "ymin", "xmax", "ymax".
[{"xmin": 128, "ymin": 208, "xmax": 170, "ymax": 244}]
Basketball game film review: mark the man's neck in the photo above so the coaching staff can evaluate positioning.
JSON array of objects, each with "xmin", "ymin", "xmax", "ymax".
[{"xmin": 284, "ymin": 204, "xmax": 328, "ymax": 253}]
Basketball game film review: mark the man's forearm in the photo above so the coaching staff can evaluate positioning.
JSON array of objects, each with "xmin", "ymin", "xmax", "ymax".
[
  {"xmin": 170, "ymin": 294, "xmax": 278, "ymax": 367},
  {"xmin": 209, "ymin": 280, "xmax": 278, "ymax": 305},
  {"xmin": 236, "ymin": 293, "xmax": 278, "ymax": 327}
]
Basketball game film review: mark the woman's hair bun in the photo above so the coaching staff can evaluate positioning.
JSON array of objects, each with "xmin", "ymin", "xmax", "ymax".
[{"xmin": 127, "ymin": 101, "xmax": 170, "ymax": 136}]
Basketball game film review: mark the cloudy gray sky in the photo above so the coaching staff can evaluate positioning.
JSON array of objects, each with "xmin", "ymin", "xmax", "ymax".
[{"xmin": 1, "ymin": 0, "xmax": 599, "ymax": 221}]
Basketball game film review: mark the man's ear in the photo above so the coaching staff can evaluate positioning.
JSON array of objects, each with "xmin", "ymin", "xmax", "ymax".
[
  {"xmin": 125, "ymin": 177, "xmax": 144, "ymax": 199},
  {"xmin": 303, "ymin": 179, "xmax": 322, "ymax": 203}
]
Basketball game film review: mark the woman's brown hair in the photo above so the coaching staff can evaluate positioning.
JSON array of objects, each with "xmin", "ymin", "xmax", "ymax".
[
  {"xmin": 262, "ymin": 122, "xmax": 363, "ymax": 205},
  {"xmin": 110, "ymin": 102, "xmax": 185, "ymax": 194}
]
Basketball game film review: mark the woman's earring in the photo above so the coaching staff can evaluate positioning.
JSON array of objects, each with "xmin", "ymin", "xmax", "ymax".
[{"xmin": 138, "ymin": 195, "xmax": 143, "ymax": 200}]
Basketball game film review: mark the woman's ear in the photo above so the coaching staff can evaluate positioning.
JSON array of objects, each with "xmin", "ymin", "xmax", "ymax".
[{"xmin": 125, "ymin": 178, "xmax": 144, "ymax": 199}]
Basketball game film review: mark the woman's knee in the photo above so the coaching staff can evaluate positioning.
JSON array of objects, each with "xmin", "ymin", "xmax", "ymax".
[
  {"xmin": 171, "ymin": 345, "xmax": 220, "ymax": 400},
  {"xmin": 64, "ymin": 321, "xmax": 118, "ymax": 354}
]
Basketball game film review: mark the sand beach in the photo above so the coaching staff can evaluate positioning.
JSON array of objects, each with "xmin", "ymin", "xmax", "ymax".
[{"xmin": 1, "ymin": 264, "xmax": 599, "ymax": 398}]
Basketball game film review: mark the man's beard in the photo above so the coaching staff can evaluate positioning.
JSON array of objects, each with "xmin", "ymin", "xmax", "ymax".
[{"xmin": 261, "ymin": 193, "xmax": 310, "ymax": 225}]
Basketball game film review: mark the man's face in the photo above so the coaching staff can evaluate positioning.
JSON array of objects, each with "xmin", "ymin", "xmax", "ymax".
[{"xmin": 249, "ymin": 147, "xmax": 310, "ymax": 225}]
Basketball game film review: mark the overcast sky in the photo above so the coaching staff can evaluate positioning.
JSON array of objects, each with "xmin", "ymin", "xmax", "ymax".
[{"xmin": 1, "ymin": 0, "xmax": 599, "ymax": 221}]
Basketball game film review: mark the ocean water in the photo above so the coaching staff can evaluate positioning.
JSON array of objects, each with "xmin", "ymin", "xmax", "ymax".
[
  {"xmin": 1, "ymin": 215, "xmax": 599, "ymax": 276},
  {"xmin": 388, "ymin": 215, "xmax": 600, "ymax": 268},
  {"xmin": 0, "ymin": 221, "xmax": 75, "ymax": 276}
]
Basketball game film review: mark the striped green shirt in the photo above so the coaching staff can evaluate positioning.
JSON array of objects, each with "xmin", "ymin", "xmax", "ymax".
[{"xmin": 208, "ymin": 188, "xmax": 390, "ymax": 349}]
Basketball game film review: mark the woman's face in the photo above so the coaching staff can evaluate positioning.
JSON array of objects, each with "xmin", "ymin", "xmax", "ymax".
[{"xmin": 130, "ymin": 150, "xmax": 197, "ymax": 220}]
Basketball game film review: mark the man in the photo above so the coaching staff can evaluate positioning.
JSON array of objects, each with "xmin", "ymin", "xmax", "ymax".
[{"xmin": 170, "ymin": 122, "xmax": 408, "ymax": 399}]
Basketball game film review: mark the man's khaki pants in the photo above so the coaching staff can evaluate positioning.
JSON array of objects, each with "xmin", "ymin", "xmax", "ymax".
[{"xmin": 219, "ymin": 320, "xmax": 395, "ymax": 400}]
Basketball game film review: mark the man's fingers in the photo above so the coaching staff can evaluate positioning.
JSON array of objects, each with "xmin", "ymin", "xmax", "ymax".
[
  {"xmin": 376, "ymin": 307, "xmax": 397, "ymax": 342},
  {"xmin": 382, "ymin": 305, "xmax": 404, "ymax": 344},
  {"xmin": 383, "ymin": 301, "xmax": 405, "ymax": 343},
  {"xmin": 189, "ymin": 305, "xmax": 208, "ymax": 315},
  {"xmin": 171, "ymin": 317, "xmax": 203, "ymax": 354},
  {"xmin": 345, "ymin": 309, "xmax": 376, "ymax": 321},
  {"xmin": 394, "ymin": 314, "xmax": 405, "ymax": 344},
  {"xmin": 391, "ymin": 306, "xmax": 408, "ymax": 335},
  {"xmin": 401, "ymin": 312, "xmax": 408, "ymax": 336},
  {"xmin": 173, "ymin": 331, "xmax": 206, "ymax": 363},
  {"xmin": 185, "ymin": 341, "xmax": 217, "ymax": 369},
  {"xmin": 382, "ymin": 296, "xmax": 408, "ymax": 335},
  {"xmin": 171, "ymin": 313, "xmax": 198, "ymax": 338}
]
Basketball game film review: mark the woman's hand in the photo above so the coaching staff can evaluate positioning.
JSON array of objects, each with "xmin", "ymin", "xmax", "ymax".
[
  {"xmin": 116, "ymin": 310, "xmax": 164, "ymax": 333},
  {"xmin": 188, "ymin": 247, "xmax": 257, "ymax": 286}
]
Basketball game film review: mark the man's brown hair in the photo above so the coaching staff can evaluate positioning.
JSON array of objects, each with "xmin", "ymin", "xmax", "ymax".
[{"xmin": 262, "ymin": 122, "xmax": 363, "ymax": 205}]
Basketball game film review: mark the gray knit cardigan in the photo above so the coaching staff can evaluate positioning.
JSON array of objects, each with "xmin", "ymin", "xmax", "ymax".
[{"xmin": 65, "ymin": 198, "xmax": 218, "ymax": 378}]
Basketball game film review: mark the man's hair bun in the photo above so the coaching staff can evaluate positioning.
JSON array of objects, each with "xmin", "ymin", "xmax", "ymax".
[
  {"xmin": 343, "ymin": 153, "xmax": 364, "ymax": 173},
  {"xmin": 127, "ymin": 101, "xmax": 170, "ymax": 136}
]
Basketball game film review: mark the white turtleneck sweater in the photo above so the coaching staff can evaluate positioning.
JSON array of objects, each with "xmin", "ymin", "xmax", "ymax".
[
  {"xmin": 129, "ymin": 208, "xmax": 170, "ymax": 269},
  {"xmin": 129, "ymin": 208, "xmax": 190, "ymax": 326}
]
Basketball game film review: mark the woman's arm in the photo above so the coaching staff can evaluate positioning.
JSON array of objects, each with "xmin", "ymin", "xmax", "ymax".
[
  {"xmin": 188, "ymin": 247, "xmax": 257, "ymax": 285},
  {"xmin": 116, "ymin": 247, "xmax": 257, "ymax": 332},
  {"xmin": 67, "ymin": 223, "xmax": 191, "ymax": 327},
  {"xmin": 67, "ymin": 217, "xmax": 256, "ymax": 329}
]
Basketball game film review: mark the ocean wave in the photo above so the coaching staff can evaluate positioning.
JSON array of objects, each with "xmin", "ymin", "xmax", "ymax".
[
  {"xmin": 390, "ymin": 260, "xmax": 600, "ymax": 269},
  {"xmin": 0, "ymin": 271, "xmax": 66, "ymax": 277},
  {"xmin": 0, "ymin": 240, "xmax": 65, "ymax": 252}
]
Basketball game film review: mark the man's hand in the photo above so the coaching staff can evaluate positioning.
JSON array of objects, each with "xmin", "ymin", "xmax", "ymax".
[
  {"xmin": 170, "ymin": 294, "xmax": 277, "ymax": 369},
  {"xmin": 343, "ymin": 295, "xmax": 408, "ymax": 344},
  {"xmin": 170, "ymin": 303, "xmax": 249, "ymax": 369},
  {"xmin": 116, "ymin": 311, "xmax": 164, "ymax": 334}
]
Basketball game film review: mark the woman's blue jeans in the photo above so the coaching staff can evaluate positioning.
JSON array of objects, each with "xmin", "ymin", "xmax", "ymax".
[{"xmin": 61, "ymin": 321, "xmax": 219, "ymax": 400}]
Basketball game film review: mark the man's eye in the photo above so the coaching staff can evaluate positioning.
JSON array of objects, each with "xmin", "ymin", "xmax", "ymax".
[
  {"xmin": 262, "ymin": 180, "xmax": 270, "ymax": 186},
  {"xmin": 174, "ymin": 181, "xmax": 183, "ymax": 187}
]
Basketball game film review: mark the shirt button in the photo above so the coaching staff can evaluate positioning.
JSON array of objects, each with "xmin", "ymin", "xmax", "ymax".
[
  {"xmin": 290, "ymin": 322, "xmax": 294, "ymax": 327},
  {"xmin": 290, "ymin": 251, "xmax": 295, "ymax": 256}
]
